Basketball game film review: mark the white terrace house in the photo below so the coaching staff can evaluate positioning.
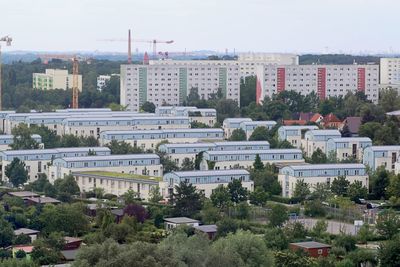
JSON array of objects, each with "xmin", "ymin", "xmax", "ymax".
[
  {"xmin": 278, "ymin": 163, "xmax": 368, "ymax": 198},
  {"xmin": 155, "ymin": 106, "xmax": 217, "ymax": 127},
  {"xmin": 158, "ymin": 141, "xmax": 271, "ymax": 167},
  {"xmin": 363, "ymin": 146, "xmax": 400, "ymax": 172},
  {"xmin": 222, "ymin": 118, "xmax": 252, "ymax": 139},
  {"xmin": 49, "ymin": 154, "xmax": 162, "ymax": 182},
  {"xmin": 72, "ymin": 171, "xmax": 161, "ymax": 200},
  {"xmin": 99, "ymin": 128, "xmax": 224, "ymax": 150},
  {"xmin": 162, "ymin": 169, "xmax": 253, "ymax": 198},
  {"xmin": 3, "ymin": 110, "xmax": 138, "ymax": 135},
  {"xmin": 61, "ymin": 116, "xmax": 190, "ymax": 138},
  {"xmin": 202, "ymin": 149, "xmax": 304, "ymax": 170},
  {"xmin": 0, "ymin": 134, "xmax": 42, "ymax": 151},
  {"xmin": 0, "ymin": 147, "xmax": 111, "ymax": 182},
  {"xmin": 239, "ymin": 121, "xmax": 277, "ymax": 140},
  {"xmin": 277, "ymin": 125, "xmax": 319, "ymax": 148},
  {"xmin": 326, "ymin": 137, "xmax": 372, "ymax": 161},
  {"xmin": 301, "ymin": 129, "xmax": 342, "ymax": 157},
  {"xmin": 0, "ymin": 111, "xmax": 15, "ymax": 133}
]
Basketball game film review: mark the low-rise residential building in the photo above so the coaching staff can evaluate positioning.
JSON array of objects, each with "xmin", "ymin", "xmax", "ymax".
[
  {"xmin": 158, "ymin": 141, "xmax": 270, "ymax": 167},
  {"xmin": 49, "ymin": 154, "xmax": 162, "ymax": 181},
  {"xmin": 163, "ymin": 169, "xmax": 253, "ymax": 198},
  {"xmin": 326, "ymin": 137, "xmax": 372, "ymax": 161},
  {"xmin": 164, "ymin": 217, "xmax": 200, "ymax": 230},
  {"xmin": 99, "ymin": 128, "xmax": 224, "ymax": 149},
  {"xmin": 239, "ymin": 120, "xmax": 277, "ymax": 139},
  {"xmin": 0, "ymin": 134, "xmax": 42, "ymax": 151},
  {"xmin": 289, "ymin": 242, "xmax": 331, "ymax": 258},
  {"xmin": 301, "ymin": 129, "xmax": 341, "ymax": 157},
  {"xmin": 222, "ymin": 118, "xmax": 252, "ymax": 139},
  {"xmin": 33, "ymin": 69, "xmax": 82, "ymax": 91},
  {"xmin": 72, "ymin": 171, "xmax": 161, "ymax": 200},
  {"xmin": 202, "ymin": 149, "xmax": 304, "ymax": 170},
  {"xmin": 278, "ymin": 163, "xmax": 368, "ymax": 198},
  {"xmin": 14, "ymin": 228, "xmax": 40, "ymax": 242},
  {"xmin": 155, "ymin": 106, "xmax": 217, "ymax": 127},
  {"xmin": 363, "ymin": 146, "xmax": 400, "ymax": 172},
  {"xmin": 277, "ymin": 125, "xmax": 319, "ymax": 148},
  {"xmin": 0, "ymin": 147, "xmax": 110, "ymax": 182}
]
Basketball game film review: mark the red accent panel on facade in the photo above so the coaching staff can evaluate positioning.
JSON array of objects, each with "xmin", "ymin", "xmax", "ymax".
[
  {"xmin": 317, "ymin": 68, "xmax": 326, "ymax": 100},
  {"xmin": 357, "ymin": 68, "xmax": 366, "ymax": 92},
  {"xmin": 256, "ymin": 77, "xmax": 263, "ymax": 104},
  {"xmin": 277, "ymin": 68, "xmax": 286, "ymax": 93}
]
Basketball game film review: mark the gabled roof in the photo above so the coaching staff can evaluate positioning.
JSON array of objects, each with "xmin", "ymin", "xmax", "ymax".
[
  {"xmin": 344, "ymin": 117, "xmax": 362, "ymax": 134},
  {"xmin": 14, "ymin": 228, "xmax": 40, "ymax": 236},
  {"xmin": 8, "ymin": 191, "xmax": 39, "ymax": 198},
  {"xmin": 164, "ymin": 217, "xmax": 199, "ymax": 224},
  {"xmin": 168, "ymin": 169, "xmax": 250, "ymax": 178},
  {"xmin": 283, "ymin": 120, "xmax": 307, "ymax": 126},
  {"xmin": 194, "ymin": 224, "xmax": 218, "ymax": 233},
  {"xmin": 290, "ymin": 241, "xmax": 331, "ymax": 249},
  {"xmin": 310, "ymin": 113, "xmax": 323, "ymax": 123},
  {"xmin": 323, "ymin": 113, "xmax": 341, "ymax": 123}
]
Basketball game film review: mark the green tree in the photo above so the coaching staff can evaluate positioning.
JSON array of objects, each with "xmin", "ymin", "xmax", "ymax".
[
  {"xmin": 5, "ymin": 158, "xmax": 29, "ymax": 187},
  {"xmin": 148, "ymin": 185, "xmax": 163, "ymax": 203},
  {"xmin": 250, "ymin": 167, "xmax": 282, "ymax": 196},
  {"xmin": 253, "ymin": 154, "xmax": 264, "ymax": 170},
  {"xmin": 249, "ymin": 187, "xmax": 269, "ymax": 206},
  {"xmin": 122, "ymin": 189, "xmax": 139, "ymax": 204},
  {"xmin": 269, "ymin": 204, "xmax": 288, "ymax": 227},
  {"xmin": 210, "ymin": 185, "xmax": 231, "ymax": 209},
  {"xmin": 216, "ymin": 218, "xmax": 238, "ymax": 237},
  {"xmin": 249, "ymin": 126, "xmax": 269, "ymax": 141},
  {"xmin": 229, "ymin": 128, "xmax": 246, "ymax": 141},
  {"xmin": 228, "ymin": 179, "xmax": 248, "ymax": 203},
  {"xmin": 310, "ymin": 219, "xmax": 328, "ymax": 238},
  {"xmin": 378, "ymin": 235, "xmax": 400, "ymax": 267},
  {"xmin": 140, "ymin": 101, "xmax": 156, "ymax": 113},
  {"xmin": 54, "ymin": 174, "xmax": 80, "ymax": 201},
  {"xmin": 358, "ymin": 121, "xmax": 382, "ymax": 140},
  {"xmin": 387, "ymin": 173, "xmax": 400, "ymax": 201},
  {"xmin": 293, "ymin": 179, "xmax": 310, "ymax": 201},
  {"xmin": 357, "ymin": 224, "xmax": 373, "ymax": 244},
  {"xmin": 334, "ymin": 234, "xmax": 357, "ymax": 252},
  {"xmin": 10, "ymin": 123, "xmax": 39, "ymax": 149},
  {"xmin": 375, "ymin": 209, "xmax": 400, "ymax": 239},
  {"xmin": 180, "ymin": 157, "xmax": 194, "ymax": 171},
  {"xmin": 201, "ymin": 200, "xmax": 221, "ymax": 224},
  {"xmin": 330, "ymin": 176, "xmax": 350, "ymax": 196},
  {"xmin": 309, "ymin": 148, "xmax": 328, "ymax": 164},
  {"xmin": 347, "ymin": 180, "xmax": 368, "ymax": 201},
  {"xmin": 263, "ymin": 228, "xmax": 288, "ymax": 250},
  {"xmin": 370, "ymin": 167, "xmax": 390, "ymax": 199},
  {"xmin": 212, "ymin": 230, "xmax": 274, "ymax": 267},
  {"xmin": 311, "ymin": 183, "xmax": 332, "ymax": 201},
  {"xmin": 0, "ymin": 219, "xmax": 14, "ymax": 247},
  {"xmin": 172, "ymin": 181, "xmax": 203, "ymax": 217}
]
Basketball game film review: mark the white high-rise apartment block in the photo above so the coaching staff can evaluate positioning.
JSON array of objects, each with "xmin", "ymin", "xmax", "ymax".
[
  {"xmin": 380, "ymin": 58, "xmax": 400, "ymax": 89},
  {"xmin": 120, "ymin": 60, "xmax": 240, "ymax": 112},
  {"xmin": 32, "ymin": 69, "xmax": 82, "ymax": 91},
  {"xmin": 256, "ymin": 64, "xmax": 379, "ymax": 104},
  {"xmin": 238, "ymin": 53, "xmax": 299, "ymax": 76}
]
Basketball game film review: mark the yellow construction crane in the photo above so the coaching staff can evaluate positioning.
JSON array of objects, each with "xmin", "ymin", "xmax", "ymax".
[{"xmin": 0, "ymin": 35, "xmax": 12, "ymax": 111}]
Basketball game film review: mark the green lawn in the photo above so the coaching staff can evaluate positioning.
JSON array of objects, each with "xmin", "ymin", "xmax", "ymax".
[{"xmin": 79, "ymin": 171, "xmax": 162, "ymax": 181}]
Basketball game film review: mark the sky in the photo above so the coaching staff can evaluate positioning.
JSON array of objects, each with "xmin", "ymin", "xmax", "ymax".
[{"xmin": 1, "ymin": 0, "xmax": 400, "ymax": 54}]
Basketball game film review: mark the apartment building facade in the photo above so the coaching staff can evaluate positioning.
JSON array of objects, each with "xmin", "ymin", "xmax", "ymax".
[
  {"xmin": 256, "ymin": 64, "xmax": 379, "ymax": 103},
  {"xmin": 326, "ymin": 137, "xmax": 372, "ymax": 161},
  {"xmin": 380, "ymin": 58, "xmax": 400, "ymax": 88},
  {"xmin": 33, "ymin": 69, "xmax": 82, "ymax": 91},
  {"xmin": 363, "ymin": 146, "xmax": 400, "ymax": 172},
  {"xmin": 301, "ymin": 129, "xmax": 342, "ymax": 157},
  {"xmin": 120, "ymin": 60, "xmax": 241, "ymax": 112},
  {"xmin": 238, "ymin": 53, "xmax": 299, "ymax": 76},
  {"xmin": 278, "ymin": 164, "xmax": 368, "ymax": 198},
  {"xmin": 277, "ymin": 125, "xmax": 319, "ymax": 148}
]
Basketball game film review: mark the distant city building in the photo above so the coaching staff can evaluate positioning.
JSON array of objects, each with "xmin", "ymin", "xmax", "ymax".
[
  {"xmin": 380, "ymin": 58, "xmax": 400, "ymax": 89},
  {"xmin": 256, "ymin": 64, "xmax": 379, "ymax": 103},
  {"xmin": 238, "ymin": 53, "xmax": 299, "ymax": 76},
  {"xmin": 32, "ymin": 69, "xmax": 82, "ymax": 91},
  {"xmin": 97, "ymin": 74, "xmax": 119, "ymax": 91},
  {"xmin": 120, "ymin": 60, "xmax": 241, "ymax": 112}
]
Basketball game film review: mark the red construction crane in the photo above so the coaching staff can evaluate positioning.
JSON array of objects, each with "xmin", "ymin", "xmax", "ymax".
[{"xmin": 37, "ymin": 54, "xmax": 84, "ymax": 109}]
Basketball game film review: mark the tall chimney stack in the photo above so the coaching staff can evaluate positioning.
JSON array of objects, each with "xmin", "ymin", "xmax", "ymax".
[{"xmin": 128, "ymin": 29, "xmax": 132, "ymax": 64}]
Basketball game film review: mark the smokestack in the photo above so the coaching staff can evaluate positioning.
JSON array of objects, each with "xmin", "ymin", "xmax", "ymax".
[
  {"xmin": 143, "ymin": 52, "xmax": 149, "ymax": 65},
  {"xmin": 128, "ymin": 29, "xmax": 132, "ymax": 64}
]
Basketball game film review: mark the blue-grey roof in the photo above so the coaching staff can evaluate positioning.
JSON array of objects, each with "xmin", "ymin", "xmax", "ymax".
[
  {"xmin": 366, "ymin": 145, "xmax": 400, "ymax": 151},
  {"xmin": 161, "ymin": 143, "xmax": 216, "ymax": 148},
  {"xmin": 1, "ymin": 147, "xmax": 109, "ymax": 156},
  {"xmin": 307, "ymin": 129, "xmax": 341, "ymax": 136},
  {"xmin": 284, "ymin": 163, "xmax": 365, "ymax": 171},
  {"xmin": 168, "ymin": 169, "xmax": 250, "ymax": 177},
  {"xmin": 279, "ymin": 125, "xmax": 319, "ymax": 130},
  {"xmin": 205, "ymin": 149, "xmax": 302, "ymax": 155},
  {"xmin": 213, "ymin": 141, "xmax": 270, "ymax": 146},
  {"xmin": 223, "ymin": 118, "xmax": 252, "ymax": 124},
  {"xmin": 58, "ymin": 154, "xmax": 159, "ymax": 162},
  {"xmin": 101, "ymin": 128, "xmax": 223, "ymax": 135},
  {"xmin": 328, "ymin": 137, "xmax": 372, "ymax": 142}
]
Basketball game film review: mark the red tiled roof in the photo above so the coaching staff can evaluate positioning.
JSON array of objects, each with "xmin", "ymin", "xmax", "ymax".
[
  {"xmin": 283, "ymin": 120, "xmax": 307, "ymax": 126},
  {"xmin": 310, "ymin": 113, "xmax": 323, "ymax": 123},
  {"xmin": 324, "ymin": 113, "xmax": 341, "ymax": 123}
]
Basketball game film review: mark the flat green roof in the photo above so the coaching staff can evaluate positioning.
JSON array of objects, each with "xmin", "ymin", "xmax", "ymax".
[{"xmin": 75, "ymin": 171, "xmax": 162, "ymax": 182}]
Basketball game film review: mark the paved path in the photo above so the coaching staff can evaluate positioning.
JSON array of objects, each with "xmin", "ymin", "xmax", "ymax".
[{"xmin": 293, "ymin": 218, "xmax": 357, "ymax": 235}]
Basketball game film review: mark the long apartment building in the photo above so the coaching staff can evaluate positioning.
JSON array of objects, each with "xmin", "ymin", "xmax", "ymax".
[
  {"xmin": 363, "ymin": 146, "xmax": 400, "ymax": 172},
  {"xmin": 238, "ymin": 53, "xmax": 299, "ymax": 76},
  {"xmin": 380, "ymin": 58, "xmax": 400, "ymax": 89},
  {"xmin": 202, "ymin": 149, "xmax": 304, "ymax": 170},
  {"xmin": 278, "ymin": 163, "xmax": 368, "ymax": 198},
  {"xmin": 0, "ymin": 135, "xmax": 42, "ymax": 151},
  {"xmin": 155, "ymin": 106, "xmax": 217, "ymax": 127},
  {"xmin": 0, "ymin": 147, "xmax": 110, "ymax": 182},
  {"xmin": 49, "ymin": 154, "xmax": 162, "ymax": 181},
  {"xmin": 277, "ymin": 125, "xmax": 319, "ymax": 148},
  {"xmin": 120, "ymin": 60, "xmax": 241, "ymax": 111},
  {"xmin": 33, "ymin": 69, "xmax": 82, "ymax": 91},
  {"xmin": 256, "ymin": 64, "xmax": 379, "ymax": 103},
  {"xmin": 158, "ymin": 141, "xmax": 270, "ymax": 167},
  {"xmin": 99, "ymin": 128, "xmax": 224, "ymax": 150}
]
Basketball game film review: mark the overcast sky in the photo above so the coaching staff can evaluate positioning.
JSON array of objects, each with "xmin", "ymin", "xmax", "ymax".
[{"xmin": 1, "ymin": 0, "xmax": 399, "ymax": 54}]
